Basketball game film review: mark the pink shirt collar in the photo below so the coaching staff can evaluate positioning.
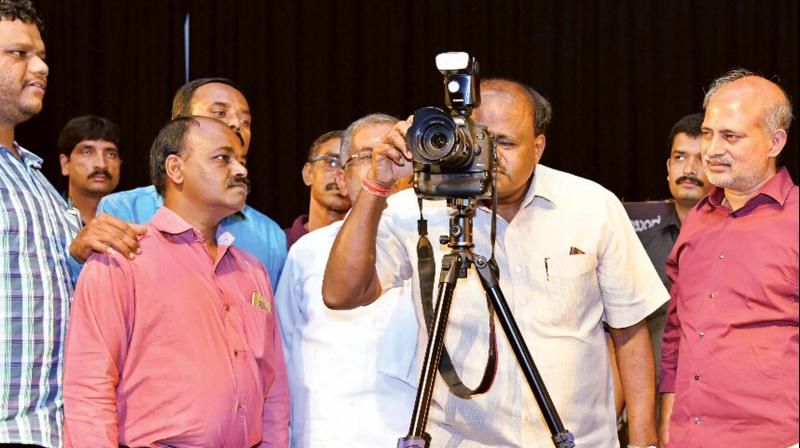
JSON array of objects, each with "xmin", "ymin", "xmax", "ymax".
[
  {"xmin": 152, "ymin": 206, "xmax": 236, "ymax": 245},
  {"xmin": 150, "ymin": 206, "xmax": 237, "ymax": 267}
]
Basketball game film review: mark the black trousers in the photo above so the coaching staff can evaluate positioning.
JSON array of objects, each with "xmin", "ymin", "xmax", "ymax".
[{"xmin": 0, "ymin": 444, "xmax": 45, "ymax": 447}]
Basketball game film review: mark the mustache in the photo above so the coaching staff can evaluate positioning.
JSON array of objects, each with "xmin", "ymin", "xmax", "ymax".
[
  {"xmin": 704, "ymin": 155, "xmax": 732, "ymax": 167},
  {"xmin": 227, "ymin": 175, "xmax": 251, "ymax": 192},
  {"xmin": 675, "ymin": 175, "xmax": 704, "ymax": 187},
  {"xmin": 87, "ymin": 169, "xmax": 112, "ymax": 180},
  {"xmin": 324, "ymin": 181, "xmax": 341, "ymax": 192},
  {"xmin": 25, "ymin": 77, "xmax": 47, "ymax": 91}
]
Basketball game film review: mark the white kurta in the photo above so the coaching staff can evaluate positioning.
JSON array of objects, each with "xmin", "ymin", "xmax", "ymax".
[{"xmin": 275, "ymin": 220, "xmax": 418, "ymax": 448}]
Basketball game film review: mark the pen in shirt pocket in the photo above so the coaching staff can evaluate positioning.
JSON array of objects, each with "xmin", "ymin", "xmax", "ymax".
[{"xmin": 544, "ymin": 257, "xmax": 550, "ymax": 281}]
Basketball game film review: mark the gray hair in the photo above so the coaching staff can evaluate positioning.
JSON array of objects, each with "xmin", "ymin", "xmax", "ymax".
[
  {"xmin": 703, "ymin": 68, "xmax": 793, "ymax": 133},
  {"xmin": 340, "ymin": 113, "xmax": 398, "ymax": 164}
]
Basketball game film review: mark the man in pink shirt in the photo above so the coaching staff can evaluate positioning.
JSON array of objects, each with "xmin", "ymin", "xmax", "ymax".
[
  {"xmin": 659, "ymin": 69, "xmax": 798, "ymax": 447},
  {"xmin": 63, "ymin": 116, "xmax": 289, "ymax": 447}
]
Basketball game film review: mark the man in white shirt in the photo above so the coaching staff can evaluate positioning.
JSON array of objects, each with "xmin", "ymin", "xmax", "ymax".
[
  {"xmin": 275, "ymin": 113, "xmax": 417, "ymax": 447},
  {"xmin": 323, "ymin": 79, "xmax": 667, "ymax": 447}
]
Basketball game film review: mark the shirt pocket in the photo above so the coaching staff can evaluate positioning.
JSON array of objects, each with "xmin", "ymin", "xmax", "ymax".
[
  {"xmin": 535, "ymin": 254, "xmax": 599, "ymax": 327},
  {"xmin": 240, "ymin": 303, "xmax": 276, "ymax": 363}
]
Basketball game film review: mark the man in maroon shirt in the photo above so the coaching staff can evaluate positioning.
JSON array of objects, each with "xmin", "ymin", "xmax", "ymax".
[
  {"xmin": 285, "ymin": 130, "xmax": 350, "ymax": 248},
  {"xmin": 659, "ymin": 69, "xmax": 798, "ymax": 447}
]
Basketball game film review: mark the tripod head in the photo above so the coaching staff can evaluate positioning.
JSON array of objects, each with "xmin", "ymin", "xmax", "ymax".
[
  {"xmin": 434, "ymin": 197, "xmax": 499, "ymax": 280},
  {"xmin": 439, "ymin": 197, "xmax": 476, "ymax": 250}
]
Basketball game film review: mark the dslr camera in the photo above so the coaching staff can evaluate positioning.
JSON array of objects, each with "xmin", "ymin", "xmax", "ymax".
[{"xmin": 406, "ymin": 52, "xmax": 495, "ymax": 199}]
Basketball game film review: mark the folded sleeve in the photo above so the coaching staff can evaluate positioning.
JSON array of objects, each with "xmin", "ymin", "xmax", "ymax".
[{"xmin": 598, "ymin": 194, "xmax": 670, "ymax": 328}]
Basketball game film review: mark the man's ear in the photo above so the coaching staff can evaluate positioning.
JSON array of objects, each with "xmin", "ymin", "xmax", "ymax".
[
  {"xmin": 165, "ymin": 154, "xmax": 185, "ymax": 188},
  {"xmin": 59, "ymin": 154, "xmax": 70, "ymax": 176},
  {"xmin": 768, "ymin": 129, "xmax": 788, "ymax": 159},
  {"xmin": 302, "ymin": 162, "xmax": 313, "ymax": 187},
  {"xmin": 533, "ymin": 134, "xmax": 546, "ymax": 162}
]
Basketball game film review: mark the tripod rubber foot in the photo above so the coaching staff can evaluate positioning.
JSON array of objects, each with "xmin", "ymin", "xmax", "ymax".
[
  {"xmin": 397, "ymin": 435, "xmax": 430, "ymax": 448},
  {"xmin": 552, "ymin": 431, "xmax": 576, "ymax": 448}
]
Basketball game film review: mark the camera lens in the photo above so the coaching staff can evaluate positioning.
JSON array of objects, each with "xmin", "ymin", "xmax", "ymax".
[
  {"xmin": 421, "ymin": 125, "xmax": 455, "ymax": 159},
  {"xmin": 408, "ymin": 106, "xmax": 474, "ymax": 168},
  {"xmin": 431, "ymin": 132, "xmax": 449, "ymax": 150}
]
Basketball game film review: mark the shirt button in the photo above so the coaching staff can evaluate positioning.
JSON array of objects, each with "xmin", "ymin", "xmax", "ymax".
[
  {"xmin": 719, "ymin": 252, "xmax": 725, "ymax": 259},
  {"xmin": 694, "ymin": 374, "xmax": 701, "ymax": 381},
  {"xmin": 514, "ymin": 265, "xmax": 523, "ymax": 273},
  {"xmin": 699, "ymin": 332, "xmax": 705, "ymax": 339},
  {"xmin": 223, "ymin": 304, "xmax": 231, "ymax": 311},
  {"xmin": 707, "ymin": 292, "xmax": 715, "ymax": 299},
  {"xmin": 237, "ymin": 404, "xmax": 243, "ymax": 411},
  {"xmin": 694, "ymin": 416, "xmax": 702, "ymax": 424},
  {"xmin": 233, "ymin": 350, "xmax": 239, "ymax": 357}
]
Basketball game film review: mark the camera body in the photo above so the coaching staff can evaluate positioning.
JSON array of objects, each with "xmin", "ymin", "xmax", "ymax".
[{"xmin": 406, "ymin": 52, "xmax": 495, "ymax": 199}]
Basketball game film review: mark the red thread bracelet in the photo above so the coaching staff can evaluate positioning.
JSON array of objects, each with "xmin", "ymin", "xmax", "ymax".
[{"xmin": 362, "ymin": 177, "xmax": 391, "ymax": 197}]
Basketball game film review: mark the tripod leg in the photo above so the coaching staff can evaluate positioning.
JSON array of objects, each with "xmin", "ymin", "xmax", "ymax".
[
  {"xmin": 474, "ymin": 257, "xmax": 576, "ymax": 448},
  {"xmin": 397, "ymin": 253, "xmax": 464, "ymax": 448}
]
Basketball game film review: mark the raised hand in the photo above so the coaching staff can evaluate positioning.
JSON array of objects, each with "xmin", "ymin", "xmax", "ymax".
[{"xmin": 368, "ymin": 118, "xmax": 413, "ymax": 189}]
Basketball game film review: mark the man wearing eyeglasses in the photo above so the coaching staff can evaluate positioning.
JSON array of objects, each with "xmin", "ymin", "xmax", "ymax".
[
  {"xmin": 276, "ymin": 114, "xmax": 416, "ymax": 447},
  {"xmin": 285, "ymin": 130, "xmax": 350, "ymax": 248}
]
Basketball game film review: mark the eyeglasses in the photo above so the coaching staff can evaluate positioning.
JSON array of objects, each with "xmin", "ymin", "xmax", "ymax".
[
  {"xmin": 343, "ymin": 150, "xmax": 372, "ymax": 168},
  {"xmin": 308, "ymin": 154, "xmax": 342, "ymax": 169}
]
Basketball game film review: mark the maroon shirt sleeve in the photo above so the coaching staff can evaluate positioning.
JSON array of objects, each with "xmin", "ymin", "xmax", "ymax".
[
  {"xmin": 659, "ymin": 205, "xmax": 700, "ymax": 393},
  {"xmin": 659, "ymin": 249, "xmax": 681, "ymax": 393}
]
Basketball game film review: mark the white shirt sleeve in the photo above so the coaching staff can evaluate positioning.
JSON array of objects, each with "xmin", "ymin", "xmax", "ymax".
[
  {"xmin": 274, "ymin": 251, "xmax": 302, "ymax": 361},
  {"xmin": 597, "ymin": 192, "xmax": 670, "ymax": 328},
  {"xmin": 375, "ymin": 205, "xmax": 414, "ymax": 292}
]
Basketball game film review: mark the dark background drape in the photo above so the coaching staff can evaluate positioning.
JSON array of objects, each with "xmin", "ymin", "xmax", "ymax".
[{"xmin": 17, "ymin": 0, "xmax": 799, "ymax": 227}]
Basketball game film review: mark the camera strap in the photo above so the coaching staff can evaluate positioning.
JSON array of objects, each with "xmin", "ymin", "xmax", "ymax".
[
  {"xmin": 490, "ymin": 170, "xmax": 499, "ymax": 273},
  {"xmin": 416, "ymin": 198, "xmax": 497, "ymax": 399}
]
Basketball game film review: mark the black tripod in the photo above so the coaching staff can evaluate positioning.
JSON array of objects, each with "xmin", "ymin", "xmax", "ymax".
[{"xmin": 397, "ymin": 198, "xmax": 575, "ymax": 448}]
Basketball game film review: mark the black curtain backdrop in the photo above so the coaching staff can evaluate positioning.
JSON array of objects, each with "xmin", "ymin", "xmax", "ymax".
[
  {"xmin": 17, "ymin": 0, "xmax": 187, "ymax": 194},
  {"xmin": 17, "ymin": 0, "xmax": 799, "ymax": 227}
]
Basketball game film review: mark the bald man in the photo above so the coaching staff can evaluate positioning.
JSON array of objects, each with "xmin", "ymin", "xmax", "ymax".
[
  {"xmin": 659, "ymin": 69, "xmax": 798, "ymax": 447},
  {"xmin": 323, "ymin": 79, "xmax": 666, "ymax": 447}
]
